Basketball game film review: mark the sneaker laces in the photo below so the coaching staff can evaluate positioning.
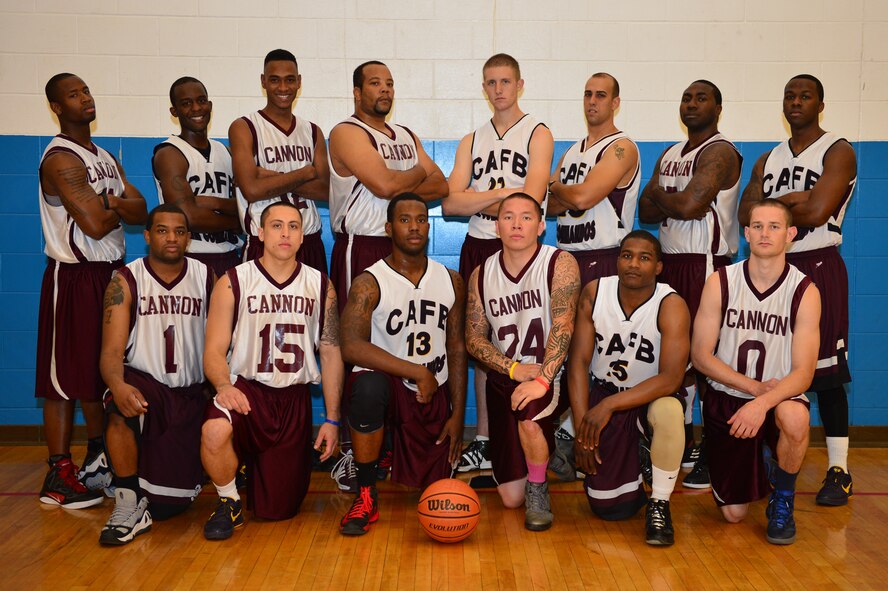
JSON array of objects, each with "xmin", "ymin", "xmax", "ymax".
[
  {"xmin": 209, "ymin": 497, "xmax": 234, "ymax": 519},
  {"xmin": 648, "ymin": 501, "xmax": 669, "ymax": 528},
  {"xmin": 525, "ymin": 483, "xmax": 549, "ymax": 512},
  {"xmin": 769, "ymin": 493, "xmax": 793, "ymax": 528},
  {"xmin": 459, "ymin": 440, "xmax": 485, "ymax": 465},
  {"xmin": 346, "ymin": 487, "xmax": 375, "ymax": 520},
  {"xmin": 57, "ymin": 460, "xmax": 89, "ymax": 493},
  {"xmin": 331, "ymin": 451, "xmax": 357, "ymax": 489},
  {"xmin": 378, "ymin": 450, "xmax": 393, "ymax": 470},
  {"xmin": 107, "ymin": 499, "xmax": 138, "ymax": 528},
  {"xmin": 822, "ymin": 467, "xmax": 845, "ymax": 487}
]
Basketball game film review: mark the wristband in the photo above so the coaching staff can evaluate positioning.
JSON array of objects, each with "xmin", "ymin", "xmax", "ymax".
[
  {"xmin": 101, "ymin": 193, "xmax": 110, "ymax": 210},
  {"xmin": 324, "ymin": 418, "xmax": 341, "ymax": 427},
  {"xmin": 508, "ymin": 361, "xmax": 519, "ymax": 380},
  {"xmin": 534, "ymin": 376, "xmax": 551, "ymax": 391}
]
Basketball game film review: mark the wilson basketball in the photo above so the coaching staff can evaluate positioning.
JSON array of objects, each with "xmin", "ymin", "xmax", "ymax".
[{"xmin": 417, "ymin": 478, "xmax": 481, "ymax": 543}]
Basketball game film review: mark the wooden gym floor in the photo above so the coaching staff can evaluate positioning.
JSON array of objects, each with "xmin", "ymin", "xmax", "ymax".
[{"xmin": 1, "ymin": 445, "xmax": 887, "ymax": 591}]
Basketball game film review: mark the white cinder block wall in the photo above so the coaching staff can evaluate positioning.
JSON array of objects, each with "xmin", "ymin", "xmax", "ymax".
[{"xmin": 1, "ymin": 0, "xmax": 886, "ymax": 142}]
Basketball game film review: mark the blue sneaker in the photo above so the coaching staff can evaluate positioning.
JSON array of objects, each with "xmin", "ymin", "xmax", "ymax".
[{"xmin": 766, "ymin": 490, "xmax": 796, "ymax": 545}]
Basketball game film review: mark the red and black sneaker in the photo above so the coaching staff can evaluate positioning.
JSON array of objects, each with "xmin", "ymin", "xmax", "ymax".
[
  {"xmin": 376, "ymin": 450, "xmax": 393, "ymax": 481},
  {"xmin": 39, "ymin": 458, "xmax": 104, "ymax": 509},
  {"xmin": 339, "ymin": 486, "xmax": 379, "ymax": 536}
]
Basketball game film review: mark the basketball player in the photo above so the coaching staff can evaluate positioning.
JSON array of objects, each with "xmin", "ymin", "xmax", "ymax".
[
  {"xmin": 568, "ymin": 231, "xmax": 689, "ymax": 546},
  {"xmin": 153, "ymin": 77, "xmax": 242, "ymax": 277},
  {"xmin": 638, "ymin": 80, "xmax": 742, "ymax": 488},
  {"xmin": 738, "ymin": 75, "xmax": 857, "ymax": 506},
  {"xmin": 36, "ymin": 73, "xmax": 148, "ymax": 508},
  {"xmin": 465, "ymin": 193, "xmax": 580, "ymax": 531},
  {"xmin": 98, "ymin": 205, "xmax": 212, "ymax": 545},
  {"xmin": 692, "ymin": 200, "xmax": 820, "ymax": 545},
  {"xmin": 338, "ymin": 193, "xmax": 467, "ymax": 536},
  {"xmin": 328, "ymin": 60, "xmax": 448, "ymax": 313},
  {"xmin": 230, "ymin": 49, "xmax": 329, "ymax": 271},
  {"xmin": 443, "ymin": 53, "xmax": 554, "ymax": 473},
  {"xmin": 200, "ymin": 202, "xmax": 343, "ymax": 539}
]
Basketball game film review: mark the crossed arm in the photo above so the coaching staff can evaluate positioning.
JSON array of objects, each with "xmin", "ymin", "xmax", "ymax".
[{"xmin": 547, "ymin": 138, "xmax": 638, "ymax": 216}]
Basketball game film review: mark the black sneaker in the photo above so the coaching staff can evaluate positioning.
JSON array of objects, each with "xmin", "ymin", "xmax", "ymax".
[
  {"xmin": 203, "ymin": 497, "xmax": 244, "ymax": 540},
  {"xmin": 762, "ymin": 445, "xmax": 777, "ymax": 489},
  {"xmin": 376, "ymin": 450, "xmax": 393, "ymax": 481},
  {"xmin": 681, "ymin": 441, "xmax": 700, "ymax": 469},
  {"xmin": 39, "ymin": 458, "xmax": 104, "ymax": 509},
  {"xmin": 457, "ymin": 439, "xmax": 491, "ymax": 472},
  {"xmin": 79, "ymin": 447, "xmax": 114, "ymax": 495},
  {"xmin": 639, "ymin": 438, "xmax": 653, "ymax": 487},
  {"xmin": 99, "ymin": 488, "xmax": 152, "ymax": 546},
  {"xmin": 235, "ymin": 464, "xmax": 247, "ymax": 490},
  {"xmin": 645, "ymin": 499, "xmax": 674, "ymax": 546},
  {"xmin": 815, "ymin": 466, "xmax": 853, "ymax": 506},
  {"xmin": 340, "ymin": 486, "xmax": 379, "ymax": 536},
  {"xmin": 766, "ymin": 490, "xmax": 796, "ymax": 545},
  {"xmin": 682, "ymin": 445, "xmax": 710, "ymax": 489}
]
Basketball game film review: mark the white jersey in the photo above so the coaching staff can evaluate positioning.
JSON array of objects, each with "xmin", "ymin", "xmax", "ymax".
[
  {"xmin": 235, "ymin": 111, "xmax": 322, "ymax": 238},
  {"xmin": 38, "ymin": 135, "xmax": 126, "ymax": 263},
  {"xmin": 589, "ymin": 276, "xmax": 675, "ymax": 390},
  {"xmin": 479, "ymin": 244, "xmax": 560, "ymax": 366},
  {"xmin": 117, "ymin": 257, "xmax": 211, "ymax": 388},
  {"xmin": 761, "ymin": 132, "xmax": 856, "ymax": 252},
  {"xmin": 354, "ymin": 259, "xmax": 456, "ymax": 390},
  {"xmin": 556, "ymin": 132, "xmax": 641, "ymax": 251},
  {"xmin": 467, "ymin": 115, "xmax": 549, "ymax": 239},
  {"xmin": 329, "ymin": 116, "xmax": 419, "ymax": 237},
  {"xmin": 227, "ymin": 260, "xmax": 326, "ymax": 388},
  {"xmin": 154, "ymin": 135, "xmax": 242, "ymax": 254},
  {"xmin": 708, "ymin": 261, "xmax": 813, "ymax": 400},
  {"xmin": 657, "ymin": 133, "xmax": 741, "ymax": 257}
]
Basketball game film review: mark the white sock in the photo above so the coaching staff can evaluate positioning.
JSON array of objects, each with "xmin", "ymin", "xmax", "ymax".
[
  {"xmin": 825, "ymin": 436, "xmax": 849, "ymax": 472},
  {"xmin": 651, "ymin": 466, "xmax": 680, "ymax": 501},
  {"xmin": 475, "ymin": 434, "xmax": 489, "ymax": 442},
  {"xmin": 684, "ymin": 384, "xmax": 696, "ymax": 425},
  {"xmin": 214, "ymin": 478, "xmax": 240, "ymax": 502},
  {"xmin": 560, "ymin": 415, "xmax": 575, "ymax": 437}
]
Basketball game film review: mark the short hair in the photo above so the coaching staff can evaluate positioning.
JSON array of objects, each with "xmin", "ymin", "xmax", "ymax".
[
  {"xmin": 748, "ymin": 199, "xmax": 793, "ymax": 227},
  {"xmin": 620, "ymin": 230, "xmax": 662, "ymax": 261},
  {"xmin": 353, "ymin": 60, "xmax": 387, "ymax": 88},
  {"xmin": 259, "ymin": 201, "xmax": 302, "ymax": 227},
  {"xmin": 264, "ymin": 49, "xmax": 298, "ymax": 68},
  {"xmin": 168, "ymin": 76, "xmax": 206, "ymax": 106},
  {"xmin": 386, "ymin": 192, "xmax": 427, "ymax": 222},
  {"xmin": 789, "ymin": 74, "xmax": 824, "ymax": 102},
  {"xmin": 146, "ymin": 203, "xmax": 190, "ymax": 232},
  {"xmin": 498, "ymin": 192, "xmax": 542, "ymax": 220},
  {"xmin": 45, "ymin": 72, "xmax": 77, "ymax": 102},
  {"xmin": 691, "ymin": 79, "xmax": 722, "ymax": 105},
  {"xmin": 591, "ymin": 72, "xmax": 620, "ymax": 97},
  {"xmin": 483, "ymin": 53, "xmax": 521, "ymax": 79}
]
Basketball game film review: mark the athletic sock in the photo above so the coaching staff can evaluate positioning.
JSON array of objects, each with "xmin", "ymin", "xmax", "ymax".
[
  {"xmin": 48, "ymin": 453, "xmax": 71, "ymax": 466},
  {"xmin": 87, "ymin": 436, "xmax": 104, "ymax": 455},
  {"xmin": 684, "ymin": 423, "xmax": 695, "ymax": 448},
  {"xmin": 651, "ymin": 466, "xmax": 680, "ymax": 501},
  {"xmin": 474, "ymin": 434, "xmax": 489, "ymax": 442},
  {"xmin": 773, "ymin": 466, "xmax": 798, "ymax": 494},
  {"xmin": 526, "ymin": 462, "xmax": 547, "ymax": 484},
  {"xmin": 214, "ymin": 478, "xmax": 240, "ymax": 502},
  {"xmin": 114, "ymin": 474, "xmax": 142, "ymax": 500},
  {"xmin": 825, "ymin": 436, "xmax": 849, "ymax": 472},
  {"xmin": 356, "ymin": 461, "xmax": 378, "ymax": 488}
]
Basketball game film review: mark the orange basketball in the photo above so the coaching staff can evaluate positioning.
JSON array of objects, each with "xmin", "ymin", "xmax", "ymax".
[{"xmin": 417, "ymin": 478, "xmax": 481, "ymax": 543}]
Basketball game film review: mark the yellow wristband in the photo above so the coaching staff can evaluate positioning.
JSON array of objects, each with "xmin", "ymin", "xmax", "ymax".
[{"xmin": 508, "ymin": 361, "xmax": 519, "ymax": 380}]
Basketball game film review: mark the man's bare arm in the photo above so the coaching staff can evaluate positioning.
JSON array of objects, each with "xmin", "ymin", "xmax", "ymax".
[
  {"xmin": 550, "ymin": 139, "xmax": 639, "ymax": 211},
  {"xmin": 409, "ymin": 135, "xmax": 449, "ymax": 203},
  {"xmin": 292, "ymin": 128, "xmax": 331, "ymax": 203},
  {"xmin": 464, "ymin": 267, "xmax": 514, "ymax": 375},
  {"xmin": 776, "ymin": 141, "xmax": 856, "ymax": 227},
  {"xmin": 204, "ymin": 274, "xmax": 236, "ymax": 390},
  {"xmin": 539, "ymin": 252, "xmax": 581, "ymax": 383},
  {"xmin": 437, "ymin": 270, "xmax": 468, "ymax": 462},
  {"xmin": 737, "ymin": 152, "xmax": 769, "ymax": 227},
  {"xmin": 567, "ymin": 281, "xmax": 597, "ymax": 428},
  {"xmin": 638, "ymin": 152, "xmax": 668, "ymax": 224},
  {"xmin": 111, "ymin": 163, "xmax": 148, "ymax": 225},
  {"xmin": 42, "ymin": 152, "xmax": 123, "ymax": 240},
  {"xmin": 318, "ymin": 282, "xmax": 344, "ymax": 422},
  {"xmin": 443, "ymin": 133, "xmax": 508, "ymax": 216}
]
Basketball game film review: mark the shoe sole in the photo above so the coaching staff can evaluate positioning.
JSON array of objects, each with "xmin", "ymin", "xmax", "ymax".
[
  {"xmin": 524, "ymin": 521, "xmax": 553, "ymax": 532},
  {"xmin": 99, "ymin": 522, "xmax": 152, "ymax": 546},
  {"xmin": 815, "ymin": 496, "xmax": 850, "ymax": 507},
  {"xmin": 340, "ymin": 513, "xmax": 379, "ymax": 536},
  {"xmin": 680, "ymin": 461, "xmax": 695, "ymax": 469},
  {"xmin": 204, "ymin": 521, "xmax": 244, "ymax": 541},
  {"xmin": 456, "ymin": 461, "xmax": 492, "ymax": 473},
  {"xmin": 766, "ymin": 533, "xmax": 796, "ymax": 545},
  {"xmin": 39, "ymin": 494, "xmax": 104, "ymax": 510},
  {"xmin": 682, "ymin": 481, "xmax": 711, "ymax": 490},
  {"xmin": 645, "ymin": 537, "xmax": 674, "ymax": 546}
]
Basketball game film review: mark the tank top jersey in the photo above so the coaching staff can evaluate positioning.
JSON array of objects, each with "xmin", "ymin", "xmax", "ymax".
[
  {"xmin": 656, "ymin": 133, "xmax": 741, "ymax": 257},
  {"xmin": 353, "ymin": 259, "xmax": 456, "ymax": 390},
  {"xmin": 468, "ymin": 115, "xmax": 549, "ymax": 239},
  {"xmin": 708, "ymin": 261, "xmax": 812, "ymax": 400},
  {"xmin": 235, "ymin": 111, "xmax": 322, "ymax": 238},
  {"xmin": 329, "ymin": 116, "xmax": 419, "ymax": 237},
  {"xmin": 589, "ymin": 276, "xmax": 675, "ymax": 390},
  {"xmin": 153, "ymin": 135, "xmax": 242, "ymax": 254},
  {"xmin": 478, "ymin": 244, "xmax": 560, "ymax": 366},
  {"xmin": 38, "ymin": 135, "xmax": 126, "ymax": 263},
  {"xmin": 227, "ymin": 260, "xmax": 327, "ymax": 388},
  {"xmin": 761, "ymin": 132, "xmax": 856, "ymax": 252},
  {"xmin": 556, "ymin": 132, "xmax": 641, "ymax": 251},
  {"xmin": 116, "ymin": 257, "xmax": 211, "ymax": 388}
]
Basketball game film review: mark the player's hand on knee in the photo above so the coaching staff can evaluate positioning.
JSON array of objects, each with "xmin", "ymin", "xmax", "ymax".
[
  {"xmin": 727, "ymin": 399, "xmax": 766, "ymax": 439},
  {"xmin": 215, "ymin": 384, "xmax": 252, "ymax": 415},
  {"xmin": 112, "ymin": 384, "xmax": 148, "ymax": 418},
  {"xmin": 314, "ymin": 423, "xmax": 339, "ymax": 462},
  {"xmin": 511, "ymin": 363, "xmax": 541, "ymax": 382},
  {"xmin": 577, "ymin": 404, "xmax": 612, "ymax": 452},
  {"xmin": 436, "ymin": 416, "xmax": 464, "ymax": 465},
  {"xmin": 575, "ymin": 445, "xmax": 598, "ymax": 475},
  {"xmin": 510, "ymin": 379, "xmax": 546, "ymax": 411},
  {"xmin": 414, "ymin": 368, "xmax": 438, "ymax": 404}
]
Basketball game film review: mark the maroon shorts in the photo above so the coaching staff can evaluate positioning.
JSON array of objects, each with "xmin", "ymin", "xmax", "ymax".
[
  {"xmin": 570, "ymin": 247, "xmax": 620, "ymax": 287},
  {"xmin": 330, "ymin": 233, "xmax": 392, "ymax": 314},
  {"xmin": 486, "ymin": 370, "xmax": 560, "ymax": 485},
  {"xmin": 786, "ymin": 246, "xmax": 850, "ymax": 389},
  {"xmin": 104, "ymin": 367, "xmax": 207, "ymax": 506},
  {"xmin": 458, "ymin": 235, "xmax": 502, "ymax": 287},
  {"xmin": 35, "ymin": 258, "xmax": 122, "ymax": 402},
  {"xmin": 348, "ymin": 371, "xmax": 452, "ymax": 489},
  {"xmin": 187, "ymin": 250, "xmax": 241, "ymax": 278},
  {"xmin": 244, "ymin": 231, "xmax": 327, "ymax": 275},
  {"xmin": 204, "ymin": 377, "xmax": 312, "ymax": 520},
  {"xmin": 659, "ymin": 253, "xmax": 732, "ymax": 324},
  {"xmin": 703, "ymin": 387, "xmax": 809, "ymax": 507}
]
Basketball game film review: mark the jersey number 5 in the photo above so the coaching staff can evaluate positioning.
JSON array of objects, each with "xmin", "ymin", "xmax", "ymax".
[{"xmin": 257, "ymin": 323, "xmax": 305, "ymax": 373}]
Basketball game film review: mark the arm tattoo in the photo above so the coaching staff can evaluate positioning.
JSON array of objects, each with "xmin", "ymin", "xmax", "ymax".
[
  {"xmin": 103, "ymin": 275, "xmax": 125, "ymax": 324},
  {"xmin": 58, "ymin": 165, "xmax": 96, "ymax": 204},
  {"xmin": 465, "ymin": 275, "xmax": 512, "ymax": 375},
  {"xmin": 540, "ymin": 255, "xmax": 579, "ymax": 382},
  {"xmin": 342, "ymin": 274, "xmax": 376, "ymax": 344},
  {"xmin": 614, "ymin": 145, "xmax": 625, "ymax": 161},
  {"xmin": 320, "ymin": 286, "xmax": 340, "ymax": 346}
]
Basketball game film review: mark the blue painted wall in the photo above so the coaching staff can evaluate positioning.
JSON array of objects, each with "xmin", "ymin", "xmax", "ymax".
[{"xmin": 1, "ymin": 136, "xmax": 884, "ymax": 426}]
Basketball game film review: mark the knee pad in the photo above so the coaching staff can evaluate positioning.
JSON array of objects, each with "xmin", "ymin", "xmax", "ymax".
[
  {"xmin": 149, "ymin": 501, "xmax": 189, "ymax": 521},
  {"xmin": 816, "ymin": 387, "xmax": 849, "ymax": 437},
  {"xmin": 349, "ymin": 372, "xmax": 391, "ymax": 433}
]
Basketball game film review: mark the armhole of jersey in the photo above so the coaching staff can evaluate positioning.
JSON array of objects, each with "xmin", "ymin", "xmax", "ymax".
[
  {"xmin": 117, "ymin": 266, "xmax": 138, "ymax": 334},
  {"xmin": 318, "ymin": 271, "xmax": 329, "ymax": 348},
  {"xmin": 469, "ymin": 131, "xmax": 476, "ymax": 156},
  {"xmin": 151, "ymin": 142, "xmax": 185, "ymax": 188},
  {"xmin": 588, "ymin": 280, "xmax": 600, "ymax": 325},
  {"xmin": 40, "ymin": 146, "xmax": 86, "ymax": 202},
  {"xmin": 477, "ymin": 259, "xmax": 487, "ymax": 315},
  {"xmin": 822, "ymin": 137, "xmax": 850, "ymax": 169},
  {"xmin": 241, "ymin": 116, "xmax": 260, "ymax": 162},
  {"xmin": 655, "ymin": 290, "xmax": 677, "ymax": 335},
  {"xmin": 363, "ymin": 271, "xmax": 382, "ymax": 313},
  {"xmin": 341, "ymin": 120, "xmax": 378, "ymax": 150},
  {"xmin": 445, "ymin": 267, "xmax": 458, "ymax": 303},
  {"xmin": 790, "ymin": 276, "xmax": 812, "ymax": 332},
  {"xmin": 204, "ymin": 263, "xmax": 214, "ymax": 315},
  {"xmin": 546, "ymin": 249, "xmax": 562, "ymax": 292},
  {"xmin": 692, "ymin": 139, "xmax": 742, "ymax": 176},
  {"xmin": 717, "ymin": 267, "xmax": 729, "ymax": 327},
  {"xmin": 400, "ymin": 124, "xmax": 418, "ymax": 145},
  {"xmin": 227, "ymin": 268, "xmax": 241, "ymax": 334},
  {"xmin": 527, "ymin": 122, "xmax": 548, "ymax": 153}
]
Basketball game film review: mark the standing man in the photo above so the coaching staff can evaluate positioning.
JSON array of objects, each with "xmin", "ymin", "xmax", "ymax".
[
  {"xmin": 738, "ymin": 75, "xmax": 857, "ymax": 506},
  {"xmin": 692, "ymin": 200, "xmax": 820, "ymax": 545},
  {"xmin": 154, "ymin": 77, "xmax": 242, "ymax": 277},
  {"xmin": 568, "ymin": 231, "xmax": 689, "ymax": 546},
  {"xmin": 638, "ymin": 80, "xmax": 742, "ymax": 488},
  {"xmin": 443, "ymin": 54, "xmax": 554, "ymax": 473},
  {"xmin": 328, "ymin": 60, "xmax": 448, "ymax": 312},
  {"xmin": 98, "ymin": 205, "xmax": 212, "ymax": 545},
  {"xmin": 338, "ymin": 193, "xmax": 467, "ymax": 536},
  {"xmin": 465, "ymin": 194, "xmax": 579, "ymax": 531},
  {"xmin": 230, "ymin": 49, "xmax": 329, "ymax": 271},
  {"xmin": 200, "ymin": 202, "xmax": 343, "ymax": 540},
  {"xmin": 36, "ymin": 73, "xmax": 148, "ymax": 508}
]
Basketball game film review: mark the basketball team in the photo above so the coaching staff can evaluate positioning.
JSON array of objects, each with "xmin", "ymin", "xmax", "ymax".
[{"xmin": 34, "ymin": 49, "xmax": 855, "ymax": 549}]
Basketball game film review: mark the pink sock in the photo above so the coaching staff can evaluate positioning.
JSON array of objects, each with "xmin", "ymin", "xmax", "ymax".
[{"xmin": 526, "ymin": 462, "xmax": 547, "ymax": 483}]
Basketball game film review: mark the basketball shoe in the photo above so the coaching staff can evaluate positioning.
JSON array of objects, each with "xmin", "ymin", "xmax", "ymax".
[
  {"xmin": 548, "ymin": 427, "xmax": 579, "ymax": 482},
  {"xmin": 457, "ymin": 438, "xmax": 491, "ymax": 472},
  {"xmin": 340, "ymin": 486, "xmax": 379, "ymax": 536},
  {"xmin": 815, "ymin": 466, "xmax": 853, "ymax": 506},
  {"xmin": 40, "ymin": 457, "xmax": 104, "ymax": 509},
  {"xmin": 645, "ymin": 499, "xmax": 674, "ymax": 546},
  {"xmin": 766, "ymin": 489, "xmax": 796, "ymax": 545},
  {"xmin": 99, "ymin": 488, "xmax": 152, "ymax": 546},
  {"xmin": 203, "ymin": 497, "xmax": 244, "ymax": 540},
  {"xmin": 524, "ymin": 481, "xmax": 553, "ymax": 531},
  {"xmin": 639, "ymin": 438, "xmax": 653, "ymax": 487},
  {"xmin": 331, "ymin": 449, "xmax": 358, "ymax": 494},
  {"xmin": 79, "ymin": 447, "xmax": 114, "ymax": 496},
  {"xmin": 682, "ymin": 444, "xmax": 710, "ymax": 489}
]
